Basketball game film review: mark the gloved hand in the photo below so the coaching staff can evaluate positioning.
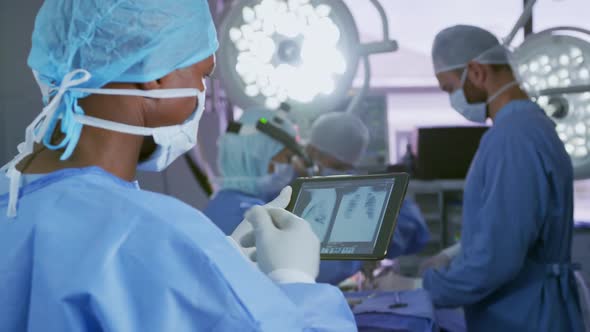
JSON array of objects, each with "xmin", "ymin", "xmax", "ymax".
[
  {"xmin": 229, "ymin": 186, "xmax": 292, "ymax": 264},
  {"xmin": 418, "ymin": 243, "xmax": 461, "ymax": 276},
  {"xmin": 246, "ymin": 206, "xmax": 320, "ymax": 284}
]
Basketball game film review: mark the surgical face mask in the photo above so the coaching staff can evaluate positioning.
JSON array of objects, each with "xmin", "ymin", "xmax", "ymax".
[
  {"xmin": 137, "ymin": 96, "xmax": 204, "ymax": 171},
  {"xmin": 450, "ymin": 68, "xmax": 487, "ymax": 123},
  {"xmin": 450, "ymin": 67, "xmax": 519, "ymax": 123},
  {"xmin": 2, "ymin": 69, "xmax": 205, "ymax": 217},
  {"xmin": 258, "ymin": 162, "xmax": 296, "ymax": 201},
  {"xmin": 75, "ymin": 89, "xmax": 206, "ymax": 172}
]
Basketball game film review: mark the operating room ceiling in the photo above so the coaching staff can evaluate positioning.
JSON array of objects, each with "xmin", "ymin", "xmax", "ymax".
[{"xmin": 345, "ymin": 0, "xmax": 590, "ymax": 88}]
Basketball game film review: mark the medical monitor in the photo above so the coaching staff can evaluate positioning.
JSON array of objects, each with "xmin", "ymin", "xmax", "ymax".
[{"xmin": 287, "ymin": 173, "xmax": 409, "ymax": 260}]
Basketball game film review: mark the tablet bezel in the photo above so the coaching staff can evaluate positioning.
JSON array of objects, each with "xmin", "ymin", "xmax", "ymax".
[{"xmin": 286, "ymin": 173, "xmax": 409, "ymax": 261}]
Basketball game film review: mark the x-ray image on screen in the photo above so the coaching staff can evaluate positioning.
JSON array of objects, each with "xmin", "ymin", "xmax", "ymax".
[
  {"xmin": 328, "ymin": 186, "xmax": 388, "ymax": 243},
  {"xmin": 299, "ymin": 188, "xmax": 337, "ymax": 241},
  {"xmin": 292, "ymin": 178, "xmax": 395, "ymax": 253}
]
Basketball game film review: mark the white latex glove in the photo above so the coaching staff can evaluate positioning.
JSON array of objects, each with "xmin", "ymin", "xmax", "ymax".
[
  {"xmin": 230, "ymin": 186, "xmax": 293, "ymax": 263},
  {"xmin": 246, "ymin": 206, "xmax": 320, "ymax": 284},
  {"xmin": 418, "ymin": 243, "xmax": 461, "ymax": 276}
]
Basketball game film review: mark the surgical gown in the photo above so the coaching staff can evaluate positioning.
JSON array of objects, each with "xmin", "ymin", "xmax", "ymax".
[
  {"xmin": 0, "ymin": 167, "xmax": 356, "ymax": 331},
  {"xmin": 204, "ymin": 189, "xmax": 429, "ymax": 284},
  {"xmin": 423, "ymin": 100, "xmax": 584, "ymax": 331}
]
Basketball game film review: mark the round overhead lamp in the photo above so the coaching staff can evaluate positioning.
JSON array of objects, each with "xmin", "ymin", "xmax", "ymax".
[
  {"xmin": 512, "ymin": 27, "xmax": 590, "ymax": 179},
  {"xmin": 216, "ymin": 0, "xmax": 397, "ymax": 115}
]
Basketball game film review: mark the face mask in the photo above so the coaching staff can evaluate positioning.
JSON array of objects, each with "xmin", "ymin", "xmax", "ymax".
[
  {"xmin": 450, "ymin": 68, "xmax": 487, "ymax": 123},
  {"xmin": 1, "ymin": 69, "xmax": 205, "ymax": 217},
  {"xmin": 74, "ymin": 88, "xmax": 206, "ymax": 172},
  {"xmin": 450, "ymin": 67, "xmax": 520, "ymax": 123},
  {"xmin": 258, "ymin": 162, "xmax": 296, "ymax": 201}
]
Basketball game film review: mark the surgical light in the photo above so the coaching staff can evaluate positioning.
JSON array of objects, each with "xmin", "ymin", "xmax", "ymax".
[
  {"xmin": 217, "ymin": 0, "xmax": 397, "ymax": 115},
  {"xmin": 511, "ymin": 27, "xmax": 590, "ymax": 179}
]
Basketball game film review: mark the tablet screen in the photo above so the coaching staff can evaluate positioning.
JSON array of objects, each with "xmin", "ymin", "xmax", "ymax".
[{"xmin": 292, "ymin": 178, "xmax": 396, "ymax": 255}]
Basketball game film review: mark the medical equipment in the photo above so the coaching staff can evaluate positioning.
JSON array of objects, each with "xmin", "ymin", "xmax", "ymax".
[
  {"xmin": 227, "ymin": 116, "xmax": 313, "ymax": 167},
  {"xmin": 504, "ymin": 0, "xmax": 590, "ymax": 179},
  {"xmin": 287, "ymin": 173, "xmax": 409, "ymax": 260},
  {"xmin": 216, "ymin": 0, "xmax": 397, "ymax": 117},
  {"xmin": 413, "ymin": 126, "xmax": 488, "ymax": 180},
  {"xmin": 511, "ymin": 28, "xmax": 590, "ymax": 179}
]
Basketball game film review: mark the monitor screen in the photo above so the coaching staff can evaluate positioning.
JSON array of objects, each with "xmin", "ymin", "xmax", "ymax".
[{"xmin": 292, "ymin": 178, "xmax": 395, "ymax": 255}]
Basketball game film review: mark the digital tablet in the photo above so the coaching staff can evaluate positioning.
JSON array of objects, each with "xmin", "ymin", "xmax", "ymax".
[{"xmin": 287, "ymin": 173, "xmax": 409, "ymax": 260}]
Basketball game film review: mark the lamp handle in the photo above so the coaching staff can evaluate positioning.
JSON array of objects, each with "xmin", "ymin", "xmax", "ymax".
[{"xmin": 503, "ymin": 0, "xmax": 538, "ymax": 47}]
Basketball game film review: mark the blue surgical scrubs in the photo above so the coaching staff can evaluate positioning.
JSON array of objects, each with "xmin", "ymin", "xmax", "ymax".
[
  {"xmin": 0, "ymin": 167, "xmax": 356, "ymax": 332},
  {"xmin": 204, "ymin": 190, "xmax": 429, "ymax": 285},
  {"xmin": 423, "ymin": 100, "xmax": 584, "ymax": 331}
]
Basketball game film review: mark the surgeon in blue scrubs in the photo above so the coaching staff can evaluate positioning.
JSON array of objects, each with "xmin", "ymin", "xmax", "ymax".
[
  {"xmin": 306, "ymin": 112, "xmax": 430, "ymax": 284},
  {"xmin": 387, "ymin": 25, "xmax": 584, "ymax": 332},
  {"xmin": 0, "ymin": 1, "xmax": 356, "ymax": 331},
  {"xmin": 204, "ymin": 109, "xmax": 300, "ymax": 235}
]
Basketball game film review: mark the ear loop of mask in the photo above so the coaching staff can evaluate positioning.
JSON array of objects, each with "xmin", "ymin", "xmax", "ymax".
[
  {"xmin": 460, "ymin": 65, "xmax": 520, "ymax": 105},
  {"xmin": 486, "ymin": 81, "xmax": 520, "ymax": 104},
  {"xmin": 41, "ymin": 93, "xmax": 85, "ymax": 160}
]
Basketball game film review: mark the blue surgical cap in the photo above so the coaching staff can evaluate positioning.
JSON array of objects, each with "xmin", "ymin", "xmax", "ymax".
[
  {"xmin": 25, "ymin": 0, "xmax": 218, "ymax": 160},
  {"xmin": 29, "ymin": 0, "xmax": 219, "ymax": 89},
  {"xmin": 218, "ymin": 109, "xmax": 297, "ymax": 196},
  {"xmin": 432, "ymin": 25, "xmax": 509, "ymax": 74},
  {"xmin": 309, "ymin": 112, "xmax": 369, "ymax": 166}
]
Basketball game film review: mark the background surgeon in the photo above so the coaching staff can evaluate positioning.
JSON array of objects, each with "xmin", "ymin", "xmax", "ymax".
[
  {"xmin": 387, "ymin": 25, "xmax": 584, "ymax": 332},
  {"xmin": 0, "ymin": 1, "xmax": 356, "ymax": 331},
  {"xmin": 306, "ymin": 112, "xmax": 430, "ymax": 285}
]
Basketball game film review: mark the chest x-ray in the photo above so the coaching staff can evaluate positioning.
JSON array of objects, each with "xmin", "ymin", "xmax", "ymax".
[
  {"xmin": 329, "ymin": 186, "xmax": 388, "ymax": 243},
  {"xmin": 293, "ymin": 180, "xmax": 393, "ymax": 245},
  {"xmin": 300, "ymin": 188, "xmax": 337, "ymax": 241}
]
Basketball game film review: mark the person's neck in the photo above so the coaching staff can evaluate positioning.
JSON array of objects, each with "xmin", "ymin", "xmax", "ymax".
[
  {"xmin": 17, "ymin": 128, "xmax": 144, "ymax": 181},
  {"xmin": 487, "ymin": 79, "xmax": 530, "ymax": 122}
]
